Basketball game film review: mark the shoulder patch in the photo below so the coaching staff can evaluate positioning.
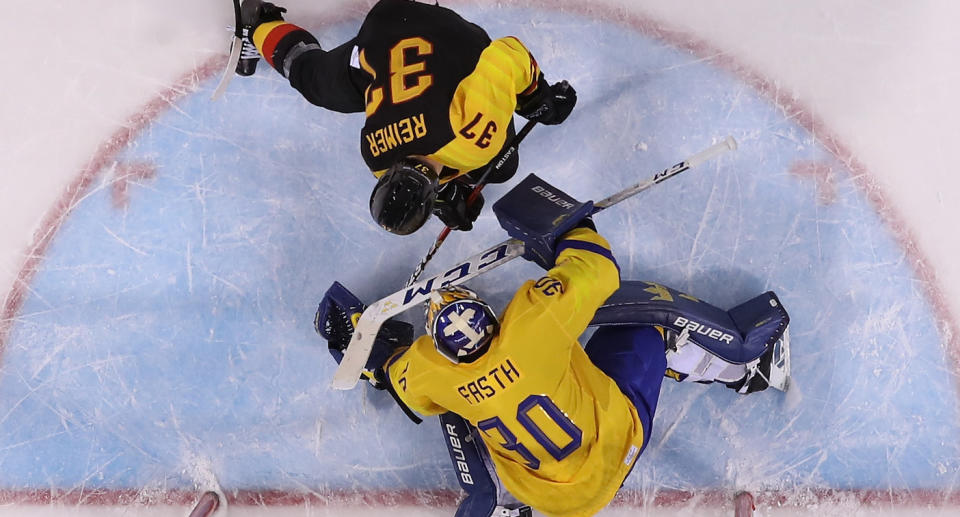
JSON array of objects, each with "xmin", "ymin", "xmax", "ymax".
[{"xmin": 533, "ymin": 276, "xmax": 564, "ymax": 296}]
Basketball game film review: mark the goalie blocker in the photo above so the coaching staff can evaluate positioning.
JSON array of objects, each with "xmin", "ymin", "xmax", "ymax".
[
  {"xmin": 492, "ymin": 173, "xmax": 790, "ymax": 393},
  {"xmin": 330, "ymin": 137, "xmax": 737, "ymax": 390}
]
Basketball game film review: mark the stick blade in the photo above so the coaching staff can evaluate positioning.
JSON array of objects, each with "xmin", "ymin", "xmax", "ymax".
[
  {"xmin": 330, "ymin": 318, "xmax": 378, "ymax": 390},
  {"xmin": 211, "ymin": 36, "xmax": 243, "ymax": 101}
]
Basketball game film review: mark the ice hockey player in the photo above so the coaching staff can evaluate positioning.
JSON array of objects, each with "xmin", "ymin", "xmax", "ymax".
[
  {"xmin": 316, "ymin": 174, "xmax": 790, "ymax": 517},
  {"xmin": 234, "ymin": 0, "xmax": 578, "ymax": 235}
]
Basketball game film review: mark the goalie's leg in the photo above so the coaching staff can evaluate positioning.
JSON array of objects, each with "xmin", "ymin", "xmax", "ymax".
[
  {"xmin": 439, "ymin": 412, "xmax": 532, "ymax": 517},
  {"xmin": 725, "ymin": 327, "xmax": 791, "ymax": 393},
  {"xmin": 664, "ymin": 326, "xmax": 791, "ymax": 393},
  {"xmin": 584, "ymin": 326, "xmax": 667, "ymax": 453}
]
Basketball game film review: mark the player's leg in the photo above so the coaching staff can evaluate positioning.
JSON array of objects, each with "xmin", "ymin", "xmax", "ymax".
[
  {"xmin": 590, "ymin": 283, "xmax": 790, "ymax": 393},
  {"xmin": 584, "ymin": 325, "xmax": 667, "ymax": 453},
  {"xmin": 661, "ymin": 326, "xmax": 750, "ymax": 385},
  {"xmin": 662, "ymin": 325, "xmax": 791, "ymax": 394},
  {"xmin": 438, "ymin": 412, "xmax": 532, "ymax": 517}
]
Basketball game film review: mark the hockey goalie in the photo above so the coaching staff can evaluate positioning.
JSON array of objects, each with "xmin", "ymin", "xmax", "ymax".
[{"xmin": 315, "ymin": 174, "xmax": 791, "ymax": 517}]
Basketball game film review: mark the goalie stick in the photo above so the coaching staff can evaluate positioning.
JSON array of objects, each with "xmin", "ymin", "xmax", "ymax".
[
  {"xmin": 332, "ymin": 136, "xmax": 739, "ymax": 390},
  {"xmin": 211, "ymin": 0, "xmax": 244, "ymax": 101}
]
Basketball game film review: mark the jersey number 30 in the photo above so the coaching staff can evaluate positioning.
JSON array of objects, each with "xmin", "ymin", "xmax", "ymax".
[{"xmin": 477, "ymin": 394, "xmax": 582, "ymax": 470}]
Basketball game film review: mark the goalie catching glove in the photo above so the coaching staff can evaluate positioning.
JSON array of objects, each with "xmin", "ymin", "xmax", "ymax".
[{"xmin": 315, "ymin": 281, "xmax": 413, "ymax": 388}]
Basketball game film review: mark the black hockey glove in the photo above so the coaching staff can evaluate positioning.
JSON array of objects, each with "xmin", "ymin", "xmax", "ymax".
[
  {"xmin": 516, "ymin": 73, "xmax": 577, "ymax": 126},
  {"xmin": 433, "ymin": 179, "xmax": 484, "ymax": 231}
]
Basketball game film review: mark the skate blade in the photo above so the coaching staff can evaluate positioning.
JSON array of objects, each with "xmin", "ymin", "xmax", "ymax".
[{"xmin": 767, "ymin": 327, "xmax": 791, "ymax": 391}]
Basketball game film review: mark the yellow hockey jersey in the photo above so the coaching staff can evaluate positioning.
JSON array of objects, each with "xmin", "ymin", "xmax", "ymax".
[{"xmin": 385, "ymin": 228, "xmax": 646, "ymax": 517}]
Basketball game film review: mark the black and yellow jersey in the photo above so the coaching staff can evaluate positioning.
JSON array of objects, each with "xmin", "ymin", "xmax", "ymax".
[
  {"xmin": 384, "ymin": 228, "xmax": 645, "ymax": 517},
  {"xmin": 253, "ymin": 0, "xmax": 540, "ymax": 181}
]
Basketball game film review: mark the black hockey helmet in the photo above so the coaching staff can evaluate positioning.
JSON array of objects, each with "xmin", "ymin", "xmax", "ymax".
[{"xmin": 369, "ymin": 157, "xmax": 440, "ymax": 235}]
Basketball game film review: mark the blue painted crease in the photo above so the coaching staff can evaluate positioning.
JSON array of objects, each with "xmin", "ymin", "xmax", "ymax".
[{"xmin": 0, "ymin": 7, "xmax": 957, "ymax": 494}]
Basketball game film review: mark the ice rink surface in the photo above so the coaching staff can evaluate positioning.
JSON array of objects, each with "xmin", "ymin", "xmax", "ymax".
[{"xmin": 1, "ymin": 1, "xmax": 959, "ymax": 516}]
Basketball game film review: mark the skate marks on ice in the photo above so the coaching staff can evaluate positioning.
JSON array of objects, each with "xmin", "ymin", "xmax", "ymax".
[{"xmin": 0, "ymin": 3, "xmax": 957, "ymax": 512}]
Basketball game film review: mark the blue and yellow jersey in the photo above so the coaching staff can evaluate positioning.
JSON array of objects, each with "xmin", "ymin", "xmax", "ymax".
[
  {"xmin": 252, "ymin": 0, "xmax": 540, "ymax": 180},
  {"xmin": 386, "ymin": 228, "xmax": 645, "ymax": 517}
]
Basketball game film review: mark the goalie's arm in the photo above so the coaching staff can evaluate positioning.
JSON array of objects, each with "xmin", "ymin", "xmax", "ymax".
[
  {"xmin": 507, "ymin": 226, "xmax": 622, "ymax": 353},
  {"xmin": 379, "ymin": 343, "xmax": 447, "ymax": 417}
]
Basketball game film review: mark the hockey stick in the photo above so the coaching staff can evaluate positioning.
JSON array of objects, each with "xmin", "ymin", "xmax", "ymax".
[
  {"xmin": 332, "ymin": 136, "xmax": 739, "ymax": 390},
  {"xmin": 405, "ymin": 120, "xmax": 538, "ymax": 287},
  {"xmin": 211, "ymin": 0, "xmax": 244, "ymax": 101}
]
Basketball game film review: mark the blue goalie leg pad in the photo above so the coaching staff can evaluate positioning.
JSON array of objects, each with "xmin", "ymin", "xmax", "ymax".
[
  {"xmin": 439, "ymin": 412, "xmax": 500, "ymax": 517},
  {"xmin": 727, "ymin": 291, "xmax": 790, "ymax": 363},
  {"xmin": 590, "ymin": 281, "xmax": 788, "ymax": 364},
  {"xmin": 584, "ymin": 326, "xmax": 667, "ymax": 453}
]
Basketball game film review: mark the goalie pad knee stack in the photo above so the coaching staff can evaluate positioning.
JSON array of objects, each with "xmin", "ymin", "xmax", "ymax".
[{"xmin": 590, "ymin": 282, "xmax": 790, "ymax": 392}]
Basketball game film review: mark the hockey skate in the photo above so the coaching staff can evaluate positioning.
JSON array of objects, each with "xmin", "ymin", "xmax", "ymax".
[
  {"xmin": 235, "ymin": 0, "xmax": 286, "ymax": 75},
  {"xmin": 732, "ymin": 327, "xmax": 791, "ymax": 394},
  {"xmin": 494, "ymin": 505, "xmax": 532, "ymax": 517},
  {"xmin": 765, "ymin": 326, "xmax": 791, "ymax": 391},
  {"xmin": 212, "ymin": 0, "xmax": 285, "ymax": 99}
]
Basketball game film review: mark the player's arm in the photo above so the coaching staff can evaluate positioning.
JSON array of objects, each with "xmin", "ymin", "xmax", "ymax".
[
  {"xmin": 432, "ymin": 37, "xmax": 575, "ymax": 173},
  {"xmin": 486, "ymin": 37, "xmax": 541, "ymax": 98},
  {"xmin": 521, "ymin": 223, "xmax": 621, "ymax": 333},
  {"xmin": 381, "ymin": 343, "xmax": 447, "ymax": 417},
  {"xmin": 499, "ymin": 37, "xmax": 578, "ymax": 126},
  {"xmin": 252, "ymin": 21, "xmax": 367, "ymax": 113},
  {"xmin": 493, "ymin": 175, "xmax": 619, "ymax": 333}
]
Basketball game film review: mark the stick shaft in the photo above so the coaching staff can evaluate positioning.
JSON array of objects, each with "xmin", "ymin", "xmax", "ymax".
[
  {"xmin": 405, "ymin": 120, "xmax": 538, "ymax": 286},
  {"xmin": 332, "ymin": 136, "xmax": 738, "ymax": 390}
]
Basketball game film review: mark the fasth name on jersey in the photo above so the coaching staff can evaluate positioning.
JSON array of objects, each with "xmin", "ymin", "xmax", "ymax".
[{"xmin": 457, "ymin": 358, "xmax": 522, "ymax": 405}]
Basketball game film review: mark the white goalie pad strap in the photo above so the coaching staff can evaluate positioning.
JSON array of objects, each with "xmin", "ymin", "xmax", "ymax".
[
  {"xmin": 666, "ymin": 334, "xmax": 747, "ymax": 383},
  {"xmin": 493, "ymin": 506, "xmax": 531, "ymax": 517}
]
